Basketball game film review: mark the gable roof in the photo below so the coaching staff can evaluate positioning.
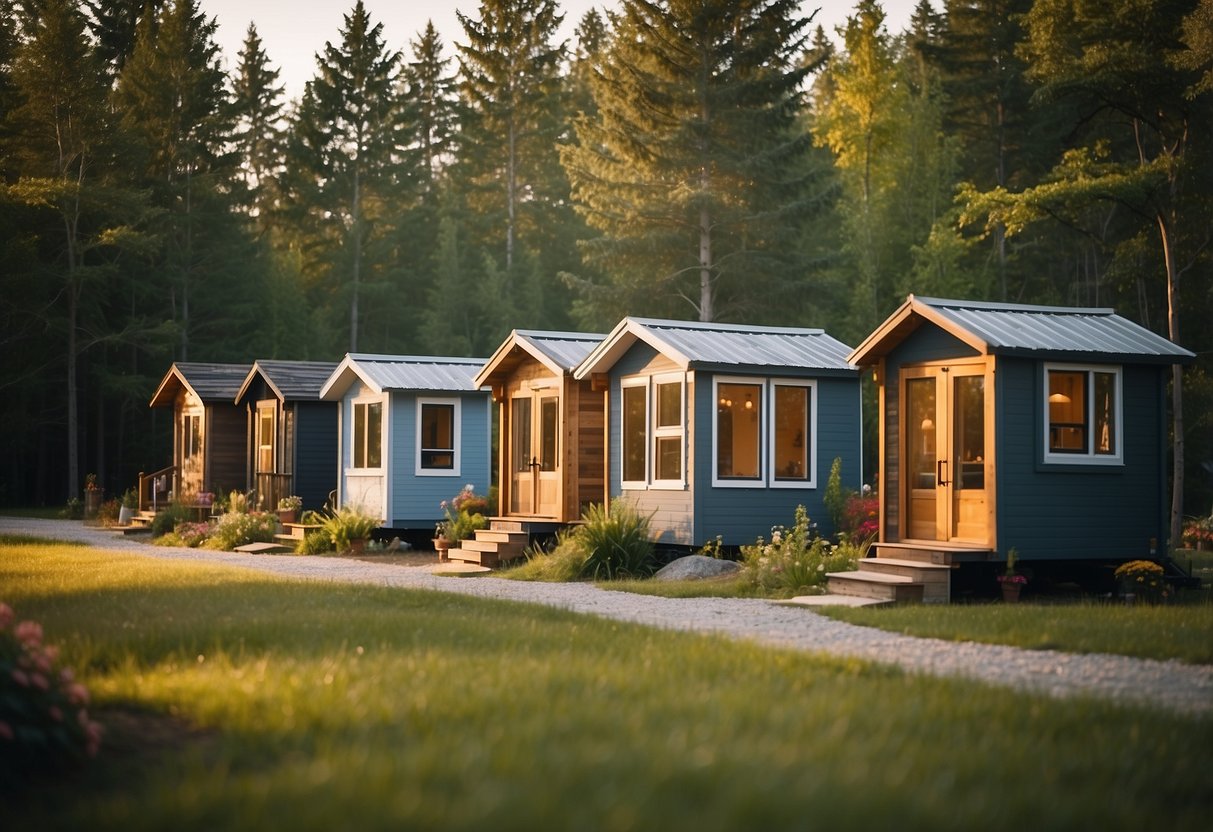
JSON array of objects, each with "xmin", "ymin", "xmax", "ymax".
[
  {"xmin": 573, "ymin": 317, "xmax": 857, "ymax": 379},
  {"xmin": 848, "ymin": 295, "xmax": 1195, "ymax": 366},
  {"xmin": 235, "ymin": 360, "xmax": 340, "ymax": 403},
  {"xmin": 149, "ymin": 362, "xmax": 252, "ymax": 408},
  {"xmin": 319, "ymin": 354, "xmax": 489, "ymax": 401},
  {"xmin": 474, "ymin": 330, "xmax": 605, "ymax": 387}
]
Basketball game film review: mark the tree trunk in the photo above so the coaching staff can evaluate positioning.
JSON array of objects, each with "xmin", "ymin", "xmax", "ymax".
[
  {"xmin": 699, "ymin": 204, "xmax": 713, "ymax": 322},
  {"xmin": 1158, "ymin": 211, "xmax": 1184, "ymax": 551},
  {"xmin": 351, "ymin": 166, "xmax": 361, "ymax": 352}
]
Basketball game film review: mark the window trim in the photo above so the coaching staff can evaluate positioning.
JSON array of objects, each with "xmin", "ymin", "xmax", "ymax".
[
  {"xmin": 415, "ymin": 397, "xmax": 461, "ymax": 477},
  {"xmin": 650, "ymin": 372, "xmax": 686, "ymax": 489},
  {"xmin": 619, "ymin": 376, "xmax": 650, "ymax": 490},
  {"xmin": 1042, "ymin": 363, "xmax": 1123, "ymax": 466},
  {"xmin": 711, "ymin": 376, "xmax": 765, "ymax": 488},
  {"xmin": 349, "ymin": 395, "xmax": 385, "ymax": 472},
  {"xmin": 768, "ymin": 379, "xmax": 817, "ymax": 489}
]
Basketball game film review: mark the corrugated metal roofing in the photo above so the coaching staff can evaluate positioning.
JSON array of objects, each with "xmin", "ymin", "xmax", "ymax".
[
  {"xmin": 624, "ymin": 318, "xmax": 856, "ymax": 373},
  {"xmin": 516, "ymin": 330, "xmax": 604, "ymax": 371},
  {"xmin": 345, "ymin": 354, "xmax": 487, "ymax": 392},
  {"xmin": 169, "ymin": 363, "xmax": 251, "ymax": 402},
  {"xmin": 918, "ymin": 297, "xmax": 1194, "ymax": 362},
  {"xmin": 249, "ymin": 360, "xmax": 339, "ymax": 400}
]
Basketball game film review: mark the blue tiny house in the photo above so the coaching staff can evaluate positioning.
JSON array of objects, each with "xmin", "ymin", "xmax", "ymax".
[
  {"xmin": 147, "ymin": 362, "xmax": 251, "ymax": 507},
  {"xmin": 235, "ymin": 360, "xmax": 339, "ymax": 514},
  {"xmin": 474, "ymin": 330, "xmax": 606, "ymax": 524},
  {"xmin": 319, "ymin": 354, "xmax": 491, "ymax": 529},
  {"xmin": 849, "ymin": 296, "xmax": 1195, "ymax": 563},
  {"xmin": 574, "ymin": 318, "xmax": 861, "ymax": 546}
]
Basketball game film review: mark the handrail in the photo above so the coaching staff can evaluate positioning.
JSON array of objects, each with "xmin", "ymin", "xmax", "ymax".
[{"xmin": 138, "ymin": 465, "xmax": 176, "ymax": 513}]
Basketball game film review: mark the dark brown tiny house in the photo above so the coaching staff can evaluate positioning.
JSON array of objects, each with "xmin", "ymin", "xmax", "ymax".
[
  {"xmin": 147, "ymin": 363, "xmax": 251, "ymax": 507},
  {"xmin": 474, "ymin": 330, "xmax": 606, "ymax": 524}
]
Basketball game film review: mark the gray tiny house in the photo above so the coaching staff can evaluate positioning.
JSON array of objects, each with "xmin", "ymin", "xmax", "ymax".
[
  {"xmin": 848, "ymin": 295, "xmax": 1195, "ymax": 565},
  {"xmin": 573, "ymin": 318, "xmax": 861, "ymax": 547},
  {"xmin": 319, "ymin": 354, "xmax": 492, "ymax": 529},
  {"xmin": 234, "ymin": 360, "xmax": 339, "ymax": 514}
]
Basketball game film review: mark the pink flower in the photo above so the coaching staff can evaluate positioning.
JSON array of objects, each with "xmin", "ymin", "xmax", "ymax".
[
  {"xmin": 0, "ymin": 603, "xmax": 13, "ymax": 630},
  {"xmin": 67, "ymin": 682, "xmax": 90, "ymax": 707},
  {"xmin": 30, "ymin": 672, "xmax": 50, "ymax": 691},
  {"xmin": 15, "ymin": 620, "xmax": 42, "ymax": 645},
  {"xmin": 11, "ymin": 668, "xmax": 29, "ymax": 687}
]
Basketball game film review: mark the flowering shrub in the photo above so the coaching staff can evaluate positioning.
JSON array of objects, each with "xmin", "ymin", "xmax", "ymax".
[
  {"xmin": 1114, "ymin": 560, "xmax": 1171, "ymax": 603},
  {"xmin": 1, "ymin": 603, "xmax": 102, "ymax": 778},
  {"xmin": 438, "ymin": 485, "xmax": 490, "ymax": 543},
  {"xmin": 202, "ymin": 511, "xmax": 277, "ymax": 550},
  {"xmin": 176, "ymin": 521, "xmax": 213, "ymax": 548},
  {"xmin": 278, "ymin": 495, "xmax": 303, "ymax": 512},
  {"xmin": 741, "ymin": 505, "xmax": 864, "ymax": 597},
  {"xmin": 840, "ymin": 494, "xmax": 879, "ymax": 542},
  {"xmin": 1181, "ymin": 515, "xmax": 1213, "ymax": 549}
]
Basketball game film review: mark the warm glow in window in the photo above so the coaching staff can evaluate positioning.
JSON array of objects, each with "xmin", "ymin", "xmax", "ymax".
[
  {"xmin": 773, "ymin": 384, "xmax": 810, "ymax": 481},
  {"xmin": 353, "ymin": 401, "xmax": 382, "ymax": 468},
  {"xmin": 653, "ymin": 380, "xmax": 683, "ymax": 481},
  {"xmin": 257, "ymin": 406, "xmax": 275, "ymax": 472},
  {"xmin": 1046, "ymin": 366, "xmax": 1120, "ymax": 461},
  {"xmin": 717, "ymin": 382, "xmax": 762, "ymax": 480},
  {"xmin": 420, "ymin": 403, "xmax": 453, "ymax": 469}
]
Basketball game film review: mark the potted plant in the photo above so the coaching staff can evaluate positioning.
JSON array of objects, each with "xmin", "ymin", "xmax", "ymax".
[
  {"xmin": 433, "ymin": 522, "xmax": 451, "ymax": 560},
  {"xmin": 118, "ymin": 487, "xmax": 138, "ymax": 526},
  {"xmin": 437, "ymin": 485, "xmax": 489, "ymax": 554},
  {"xmin": 997, "ymin": 548, "xmax": 1027, "ymax": 602},
  {"xmin": 277, "ymin": 495, "xmax": 303, "ymax": 525},
  {"xmin": 83, "ymin": 473, "xmax": 103, "ymax": 519},
  {"xmin": 320, "ymin": 506, "xmax": 379, "ymax": 554},
  {"xmin": 1113, "ymin": 560, "xmax": 1171, "ymax": 604}
]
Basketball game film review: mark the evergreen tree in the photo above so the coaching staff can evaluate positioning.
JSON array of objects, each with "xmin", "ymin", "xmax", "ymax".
[
  {"xmin": 402, "ymin": 21, "xmax": 458, "ymax": 193},
  {"xmin": 563, "ymin": 0, "xmax": 819, "ymax": 325},
  {"xmin": 280, "ymin": 1, "xmax": 403, "ymax": 353},
  {"xmin": 230, "ymin": 22, "xmax": 285, "ymax": 235},
  {"xmin": 83, "ymin": 0, "xmax": 165, "ymax": 79}
]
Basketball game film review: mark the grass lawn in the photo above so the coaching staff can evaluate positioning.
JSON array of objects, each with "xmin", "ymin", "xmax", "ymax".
[{"xmin": 1, "ymin": 535, "xmax": 1210, "ymax": 830}]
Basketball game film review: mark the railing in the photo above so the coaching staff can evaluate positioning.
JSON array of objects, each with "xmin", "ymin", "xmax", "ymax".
[
  {"xmin": 137, "ymin": 465, "xmax": 176, "ymax": 513},
  {"xmin": 253, "ymin": 472, "xmax": 294, "ymax": 512}
]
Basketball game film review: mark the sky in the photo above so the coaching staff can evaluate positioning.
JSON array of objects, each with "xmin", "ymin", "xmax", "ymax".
[{"xmin": 197, "ymin": 0, "xmax": 921, "ymax": 102}]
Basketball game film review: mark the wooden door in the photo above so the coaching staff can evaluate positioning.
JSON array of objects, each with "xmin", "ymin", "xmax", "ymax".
[
  {"xmin": 509, "ymin": 392, "xmax": 561, "ymax": 517},
  {"xmin": 901, "ymin": 363, "xmax": 992, "ymax": 545}
]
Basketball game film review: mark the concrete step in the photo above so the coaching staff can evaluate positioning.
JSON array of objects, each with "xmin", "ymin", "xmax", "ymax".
[{"xmin": 827, "ymin": 570, "xmax": 924, "ymax": 603}]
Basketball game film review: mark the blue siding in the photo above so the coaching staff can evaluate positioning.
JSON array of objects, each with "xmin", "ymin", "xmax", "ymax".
[
  {"xmin": 293, "ymin": 401, "xmax": 338, "ymax": 512},
  {"xmin": 389, "ymin": 391, "xmax": 492, "ymax": 529},
  {"xmin": 995, "ymin": 358, "xmax": 1168, "ymax": 559}
]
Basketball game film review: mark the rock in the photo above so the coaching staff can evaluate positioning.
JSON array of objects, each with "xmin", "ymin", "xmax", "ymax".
[{"xmin": 653, "ymin": 555, "xmax": 741, "ymax": 581}]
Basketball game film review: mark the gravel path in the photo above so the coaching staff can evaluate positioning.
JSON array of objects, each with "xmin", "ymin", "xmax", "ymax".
[{"xmin": 4, "ymin": 517, "xmax": 1211, "ymax": 717}]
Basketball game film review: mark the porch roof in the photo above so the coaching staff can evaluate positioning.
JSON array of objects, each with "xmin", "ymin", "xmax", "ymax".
[
  {"xmin": 473, "ymin": 330, "xmax": 605, "ymax": 387},
  {"xmin": 319, "ymin": 354, "xmax": 488, "ymax": 401},
  {"xmin": 149, "ymin": 362, "xmax": 252, "ymax": 408},
  {"xmin": 235, "ymin": 360, "xmax": 340, "ymax": 403},
  {"xmin": 848, "ymin": 295, "xmax": 1195, "ymax": 366},
  {"xmin": 573, "ymin": 317, "xmax": 857, "ymax": 379}
]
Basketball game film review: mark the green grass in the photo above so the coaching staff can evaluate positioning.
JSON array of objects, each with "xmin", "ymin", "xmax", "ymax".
[
  {"xmin": 817, "ymin": 596, "xmax": 1213, "ymax": 664},
  {"xmin": 1, "ymin": 535, "xmax": 1211, "ymax": 830}
]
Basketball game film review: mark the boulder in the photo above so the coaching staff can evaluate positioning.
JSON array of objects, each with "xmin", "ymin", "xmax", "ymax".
[{"xmin": 653, "ymin": 555, "xmax": 742, "ymax": 581}]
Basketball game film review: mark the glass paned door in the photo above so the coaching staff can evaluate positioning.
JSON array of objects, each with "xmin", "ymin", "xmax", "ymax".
[
  {"xmin": 902, "ymin": 365, "xmax": 990, "ymax": 544},
  {"xmin": 509, "ymin": 392, "xmax": 561, "ymax": 517}
]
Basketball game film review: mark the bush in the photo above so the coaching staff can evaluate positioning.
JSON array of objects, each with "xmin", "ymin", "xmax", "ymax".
[
  {"xmin": 438, "ymin": 485, "xmax": 490, "ymax": 543},
  {"xmin": 1114, "ymin": 560, "xmax": 1171, "ymax": 603},
  {"xmin": 840, "ymin": 493, "xmax": 879, "ymax": 542},
  {"xmin": 150, "ymin": 502, "xmax": 192, "ymax": 537},
  {"xmin": 296, "ymin": 529, "xmax": 335, "ymax": 556},
  {"xmin": 96, "ymin": 498, "xmax": 121, "ymax": 527},
  {"xmin": 320, "ymin": 506, "xmax": 380, "ymax": 553},
  {"xmin": 740, "ymin": 505, "xmax": 865, "ymax": 597},
  {"xmin": 202, "ymin": 511, "xmax": 277, "ymax": 551},
  {"xmin": 508, "ymin": 529, "xmax": 587, "ymax": 582},
  {"xmin": 577, "ymin": 500, "xmax": 656, "ymax": 580},
  {"xmin": 0, "ymin": 603, "xmax": 102, "ymax": 780}
]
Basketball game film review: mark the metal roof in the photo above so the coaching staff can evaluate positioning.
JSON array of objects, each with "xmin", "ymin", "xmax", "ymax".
[
  {"xmin": 919, "ymin": 297, "xmax": 1194, "ymax": 361},
  {"xmin": 849, "ymin": 296, "xmax": 1194, "ymax": 366},
  {"xmin": 320, "ymin": 354, "xmax": 488, "ymax": 400},
  {"xmin": 575, "ymin": 318, "xmax": 857, "ymax": 378},
  {"xmin": 150, "ymin": 362, "xmax": 251, "ymax": 407},
  {"xmin": 237, "ymin": 360, "xmax": 340, "ymax": 402},
  {"xmin": 517, "ymin": 331, "xmax": 604, "ymax": 372}
]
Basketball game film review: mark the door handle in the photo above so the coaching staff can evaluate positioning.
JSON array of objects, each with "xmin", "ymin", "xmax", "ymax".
[{"xmin": 937, "ymin": 459, "xmax": 948, "ymax": 487}]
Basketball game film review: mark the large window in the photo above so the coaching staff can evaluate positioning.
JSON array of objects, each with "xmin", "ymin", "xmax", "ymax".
[
  {"xmin": 417, "ymin": 398, "xmax": 461, "ymax": 475},
  {"xmin": 713, "ymin": 377, "xmax": 817, "ymax": 488},
  {"xmin": 352, "ymin": 400, "xmax": 382, "ymax": 469},
  {"xmin": 619, "ymin": 374, "xmax": 684, "ymax": 488},
  {"xmin": 1045, "ymin": 364, "xmax": 1120, "ymax": 463},
  {"xmin": 257, "ymin": 404, "xmax": 275, "ymax": 472}
]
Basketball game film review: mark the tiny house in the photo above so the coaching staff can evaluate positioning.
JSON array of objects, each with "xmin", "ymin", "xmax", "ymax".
[
  {"xmin": 474, "ymin": 330, "xmax": 606, "ymax": 524},
  {"xmin": 573, "ymin": 318, "xmax": 861, "ymax": 546},
  {"xmin": 319, "ymin": 354, "xmax": 491, "ymax": 528},
  {"xmin": 848, "ymin": 295, "xmax": 1195, "ymax": 564},
  {"xmin": 147, "ymin": 362, "xmax": 251, "ymax": 506},
  {"xmin": 234, "ymin": 360, "xmax": 339, "ymax": 513}
]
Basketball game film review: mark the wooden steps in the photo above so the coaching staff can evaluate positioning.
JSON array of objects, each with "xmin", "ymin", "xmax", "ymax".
[
  {"xmin": 825, "ymin": 543, "xmax": 991, "ymax": 604},
  {"xmin": 274, "ymin": 522, "xmax": 321, "ymax": 546},
  {"xmin": 446, "ymin": 519, "xmax": 531, "ymax": 568}
]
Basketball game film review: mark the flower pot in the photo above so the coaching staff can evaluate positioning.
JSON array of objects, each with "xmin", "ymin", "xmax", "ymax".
[
  {"xmin": 1000, "ymin": 582, "xmax": 1022, "ymax": 603},
  {"xmin": 84, "ymin": 489, "xmax": 104, "ymax": 518},
  {"xmin": 118, "ymin": 505, "xmax": 135, "ymax": 526},
  {"xmin": 349, "ymin": 537, "xmax": 367, "ymax": 555},
  {"xmin": 278, "ymin": 509, "xmax": 299, "ymax": 525},
  {"xmin": 433, "ymin": 536, "xmax": 451, "ymax": 561}
]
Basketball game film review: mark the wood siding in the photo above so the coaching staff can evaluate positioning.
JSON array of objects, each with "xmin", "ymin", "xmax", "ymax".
[
  {"xmin": 293, "ymin": 401, "xmax": 338, "ymax": 513},
  {"xmin": 206, "ymin": 402, "xmax": 248, "ymax": 497}
]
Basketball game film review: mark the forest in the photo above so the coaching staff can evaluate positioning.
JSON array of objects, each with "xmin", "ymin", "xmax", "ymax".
[{"xmin": 1, "ymin": 0, "xmax": 1210, "ymax": 519}]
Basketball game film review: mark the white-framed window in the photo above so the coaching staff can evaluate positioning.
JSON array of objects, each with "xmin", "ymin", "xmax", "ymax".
[
  {"xmin": 1043, "ymin": 363, "xmax": 1122, "ymax": 464},
  {"xmin": 620, "ymin": 377, "xmax": 649, "ymax": 488},
  {"xmin": 351, "ymin": 398, "xmax": 383, "ymax": 470},
  {"xmin": 181, "ymin": 413, "xmax": 202, "ymax": 460},
  {"xmin": 618, "ymin": 373, "xmax": 686, "ymax": 489},
  {"xmin": 712, "ymin": 377, "xmax": 818, "ymax": 488},
  {"xmin": 256, "ymin": 402, "xmax": 276, "ymax": 473},
  {"xmin": 417, "ymin": 397, "xmax": 461, "ymax": 476}
]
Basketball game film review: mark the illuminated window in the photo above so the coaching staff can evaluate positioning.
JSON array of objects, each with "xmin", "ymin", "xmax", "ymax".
[
  {"xmin": 353, "ymin": 401, "xmax": 382, "ymax": 469},
  {"xmin": 713, "ymin": 378, "xmax": 817, "ymax": 488},
  {"xmin": 716, "ymin": 381, "xmax": 762, "ymax": 481},
  {"xmin": 1045, "ymin": 365, "xmax": 1120, "ymax": 463}
]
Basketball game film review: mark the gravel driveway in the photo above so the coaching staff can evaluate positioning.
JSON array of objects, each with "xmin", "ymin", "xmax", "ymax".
[{"xmin": 3, "ymin": 517, "xmax": 1210, "ymax": 717}]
